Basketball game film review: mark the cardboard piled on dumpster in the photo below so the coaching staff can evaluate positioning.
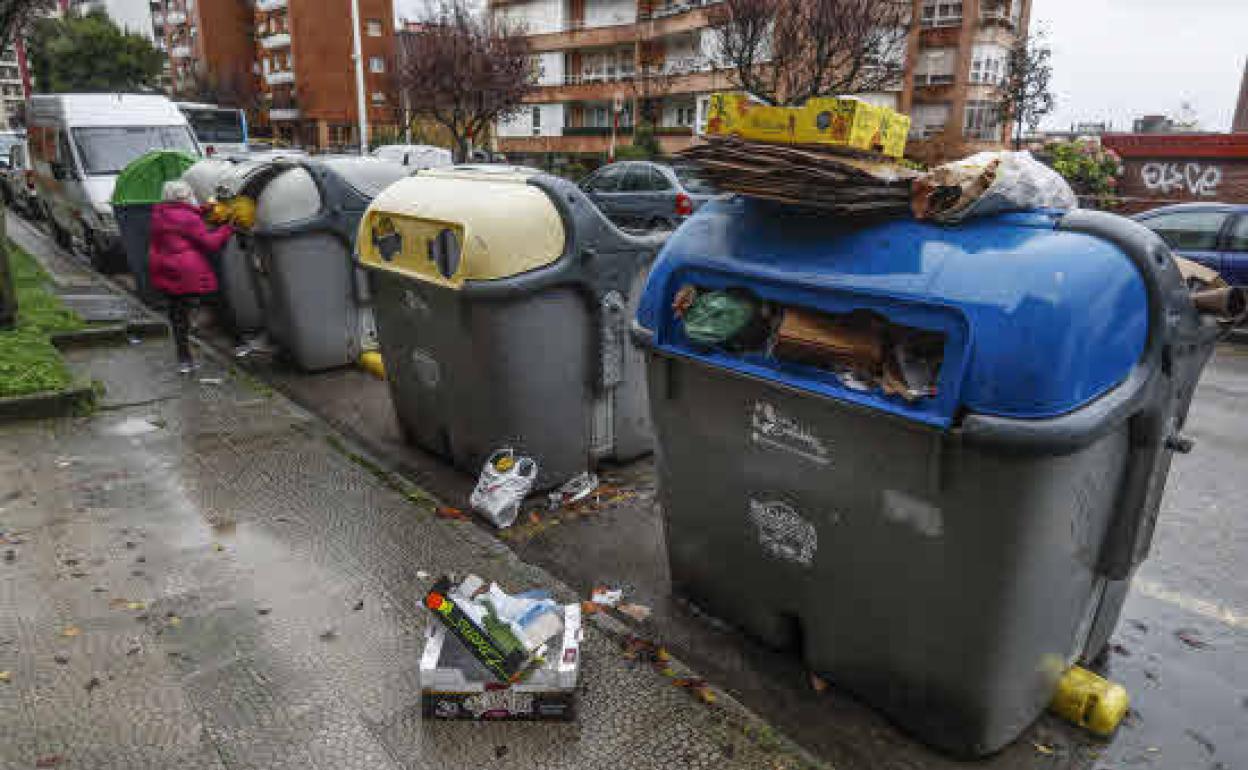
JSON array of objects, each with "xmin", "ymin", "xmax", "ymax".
[
  {"xmin": 422, "ymin": 575, "xmax": 582, "ymax": 721},
  {"xmin": 678, "ymin": 138, "xmax": 919, "ymax": 217}
]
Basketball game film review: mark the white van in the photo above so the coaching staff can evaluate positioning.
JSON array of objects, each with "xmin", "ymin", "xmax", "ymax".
[{"xmin": 27, "ymin": 94, "xmax": 201, "ymax": 272}]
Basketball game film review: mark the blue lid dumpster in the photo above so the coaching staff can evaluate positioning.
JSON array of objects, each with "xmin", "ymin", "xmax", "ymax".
[{"xmin": 632, "ymin": 198, "xmax": 1219, "ymax": 756}]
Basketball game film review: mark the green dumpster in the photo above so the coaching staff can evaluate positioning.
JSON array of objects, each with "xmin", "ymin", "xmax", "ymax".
[{"xmin": 111, "ymin": 150, "xmax": 199, "ymax": 298}]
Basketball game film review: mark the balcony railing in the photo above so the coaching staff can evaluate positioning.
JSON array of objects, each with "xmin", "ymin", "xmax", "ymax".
[
  {"xmin": 165, "ymin": 10, "xmax": 186, "ymax": 25},
  {"xmin": 562, "ymin": 72, "xmax": 635, "ymax": 86},
  {"xmin": 914, "ymin": 73, "xmax": 955, "ymax": 86},
  {"xmin": 639, "ymin": 0, "xmax": 721, "ymax": 21},
  {"xmin": 260, "ymin": 32, "xmax": 291, "ymax": 49},
  {"xmin": 256, "ymin": 0, "xmax": 287, "ymax": 11},
  {"xmin": 531, "ymin": 0, "xmax": 720, "ymax": 35},
  {"xmin": 171, "ymin": 45, "xmax": 192, "ymax": 59},
  {"xmin": 269, "ymin": 107, "xmax": 300, "ymax": 120},
  {"xmin": 265, "ymin": 70, "xmax": 295, "ymax": 86}
]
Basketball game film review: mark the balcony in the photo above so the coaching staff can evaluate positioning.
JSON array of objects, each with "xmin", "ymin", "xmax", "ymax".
[
  {"xmin": 525, "ymin": 1, "xmax": 722, "ymax": 53},
  {"xmin": 165, "ymin": 10, "xmax": 186, "ymax": 25},
  {"xmin": 524, "ymin": 67, "xmax": 731, "ymax": 103},
  {"xmin": 269, "ymin": 107, "xmax": 300, "ymax": 121},
  {"xmin": 256, "ymin": 0, "xmax": 287, "ymax": 10},
  {"xmin": 261, "ymin": 32, "xmax": 291, "ymax": 49},
  {"xmin": 171, "ymin": 45, "xmax": 192, "ymax": 59},
  {"xmin": 265, "ymin": 70, "xmax": 295, "ymax": 86}
]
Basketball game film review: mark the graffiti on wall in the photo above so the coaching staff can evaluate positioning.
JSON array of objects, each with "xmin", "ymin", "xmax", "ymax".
[{"xmin": 1141, "ymin": 161, "xmax": 1223, "ymax": 197}]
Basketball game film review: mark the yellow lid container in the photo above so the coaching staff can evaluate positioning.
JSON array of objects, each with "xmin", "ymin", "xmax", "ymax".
[
  {"xmin": 1048, "ymin": 666, "xmax": 1130, "ymax": 737},
  {"xmin": 356, "ymin": 168, "xmax": 566, "ymax": 288}
]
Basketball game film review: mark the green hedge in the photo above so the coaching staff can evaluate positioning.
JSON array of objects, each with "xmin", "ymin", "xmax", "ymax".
[{"xmin": 0, "ymin": 243, "xmax": 83, "ymax": 398}]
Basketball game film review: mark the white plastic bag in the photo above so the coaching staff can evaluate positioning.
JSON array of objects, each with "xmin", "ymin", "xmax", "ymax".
[
  {"xmin": 913, "ymin": 151, "xmax": 1077, "ymax": 223},
  {"xmin": 469, "ymin": 448, "xmax": 538, "ymax": 528}
]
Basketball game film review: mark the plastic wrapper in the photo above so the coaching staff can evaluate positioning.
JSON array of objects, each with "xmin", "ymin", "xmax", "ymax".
[
  {"xmin": 912, "ymin": 151, "xmax": 1077, "ymax": 223},
  {"xmin": 469, "ymin": 448, "xmax": 537, "ymax": 528}
]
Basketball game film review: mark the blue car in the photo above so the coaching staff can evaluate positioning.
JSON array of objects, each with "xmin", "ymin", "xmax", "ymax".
[{"xmin": 1133, "ymin": 203, "xmax": 1248, "ymax": 286}]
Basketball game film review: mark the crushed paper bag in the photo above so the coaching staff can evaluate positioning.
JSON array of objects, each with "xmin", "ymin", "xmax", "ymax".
[{"xmin": 913, "ymin": 151, "xmax": 1077, "ymax": 223}]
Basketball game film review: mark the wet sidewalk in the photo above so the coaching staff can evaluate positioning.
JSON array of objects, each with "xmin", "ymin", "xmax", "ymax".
[{"xmin": 0, "ymin": 340, "xmax": 818, "ymax": 766}]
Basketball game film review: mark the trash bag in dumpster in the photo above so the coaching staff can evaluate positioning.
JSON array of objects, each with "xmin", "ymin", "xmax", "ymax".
[
  {"xmin": 251, "ymin": 157, "xmax": 409, "ymax": 371},
  {"xmin": 357, "ymin": 167, "xmax": 668, "ymax": 489},
  {"xmin": 632, "ymin": 197, "xmax": 1219, "ymax": 756},
  {"xmin": 111, "ymin": 150, "xmax": 199, "ymax": 298}
]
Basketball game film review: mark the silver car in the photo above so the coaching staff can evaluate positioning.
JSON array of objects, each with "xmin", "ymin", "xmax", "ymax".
[{"xmin": 580, "ymin": 161, "xmax": 716, "ymax": 231}]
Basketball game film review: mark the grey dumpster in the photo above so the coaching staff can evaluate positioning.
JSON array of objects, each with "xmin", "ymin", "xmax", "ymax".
[
  {"xmin": 632, "ymin": 202, "xmax": 1220, "ymax": 756},
  {"xmin": 251, "ymin": 158, "xmax": 409, "ymax": 371},
  {"xmin": 181, "ymin": 158, "xmax": 276, "ymax": 336},
  {"xmin": 357, "ymin": 169, "xmax": 666, "ymax": 489}
]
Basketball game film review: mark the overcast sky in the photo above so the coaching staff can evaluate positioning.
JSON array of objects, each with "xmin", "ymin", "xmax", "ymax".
[
  {"xmin": 1036, "ymin": 0, "xmax": 1247, "ymax": 131},
  {"xmin": 391, "ymin": 0, "xmax": 1248, "ymax": 132}
]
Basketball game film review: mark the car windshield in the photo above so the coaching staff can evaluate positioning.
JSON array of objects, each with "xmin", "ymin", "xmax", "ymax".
[
  {"xmin": 181, "ymin": 109, "xmax": 245, "ymax": 144},
  {"xmin": 672, "ymin": 164, "xmax": 717, "ymax": 194},
  {"xmin": 71, "ymin": 126, "xmax": 199, "ymax": 175}
]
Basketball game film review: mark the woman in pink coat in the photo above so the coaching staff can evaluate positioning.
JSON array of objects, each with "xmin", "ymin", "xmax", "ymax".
[{"xmin": 148, "ymin": 180, "xmax": 233, "ymax": 373}]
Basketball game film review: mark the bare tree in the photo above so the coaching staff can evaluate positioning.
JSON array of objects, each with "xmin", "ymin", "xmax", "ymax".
[
  {"xmin": 997, "ymin": 33, "xmax": 1055, "ymax": 149},
  {"xmin": 715, "ymin": 0, "xmax": 911, "ymax": 106},
  {"xmin": 397, "ymin": 1, "xmax": 533, "ymax": 162}
]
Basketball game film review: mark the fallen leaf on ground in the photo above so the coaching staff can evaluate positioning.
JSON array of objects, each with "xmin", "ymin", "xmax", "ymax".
[
  {"xmin": 1033, "ymin": 742, "xmax": 1055, "ymax": 755},
  {"xmin": 528, "ymin": 511, "xmax": 542, "ymax": 525},
  {"xmin": 126, "ymin": 601, "xmax": 146, "ymax": 611},
  {"xmin": 85, "ymin": 676, "xmax": 101, "ymax": 692},
  {"xmin": 61, "ymin": 626, "xmax": 81, "ymax": 638},
  {"xmin": 257, "ymin": 607, "xmax": 272, "ymax": 616},
  {"xmin": 1175, "ymin": 628, "xmax": 1210, "ymax": 650},
  {"xmin": 53, "ymin": 653, "xmax": 69, "ymax": 665},
  {"xmin": 212, "ymin": 543, "xmax": 225, "ymax": 552},
  {"xmin": 808, "ymin": 672, "xmax": 829, "ymax": 694},
  {"xmin": 352, "ymin": 600, "xmax": 364, "ymax": 611},
  {"xmin": 167, "ymin": 615, "xmax": 182, "ymax": 627},
  {"xmin": 580, "ymin": 601, "xmax": 601, "ymax": 615},
  {"xmin": 35, "ymin": 754, "xmax": 64, "ymax": 767},
  {"xmin": 618, "ymin": 603, "xmax": 651, "ymax": 622},
  {"xmin": 435, "ymin": 506, "xmax": 467, "ymax": 520},
  {"xmin": 0, "ymin": 671, "xmax": 10, "ymax": 682},
  {"xmin": 319, "ymin": 629, "xmax": 337, "ymax": 642},
  {"xmin": 416, "ymin": 570, "xmax": 430, "ymax": 580}
]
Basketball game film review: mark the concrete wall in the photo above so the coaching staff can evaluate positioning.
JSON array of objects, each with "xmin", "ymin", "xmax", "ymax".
[{"xmin": 1118, "ymin": 158, "xmax": 1248, "ymax": 212}]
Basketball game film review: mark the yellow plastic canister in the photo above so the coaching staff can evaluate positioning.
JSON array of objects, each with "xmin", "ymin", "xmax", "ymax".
[{"xmin": 1048, "ymin": 666, "xmax": 1129, "ymax": 736}]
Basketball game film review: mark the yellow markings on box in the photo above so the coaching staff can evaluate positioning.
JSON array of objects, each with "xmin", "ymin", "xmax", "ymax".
[
  {"xmin": 357, "ymin": 174, "xmax": 566, "ymax": 288},
  {"xmin": 706, "ymin": 92, "xmax": 911, "ymax": 159}
]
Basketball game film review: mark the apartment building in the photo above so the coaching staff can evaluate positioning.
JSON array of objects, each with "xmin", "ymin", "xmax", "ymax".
[
  {"xmin": 0, "ymin": 43, "xmax": 25, "ymax": 128},
  {"xmin": 491, "ymin": 0, "xmax": 1030, "ymax": 164},
  {"xmin": 160, "ymin": 0, "xmax": 397, "ymax": 150}
]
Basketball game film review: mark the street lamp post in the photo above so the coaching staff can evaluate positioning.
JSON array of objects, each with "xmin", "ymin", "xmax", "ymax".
[{"xmin": 350, "ymin": 0, "xmax": 369, "ymax": 155}]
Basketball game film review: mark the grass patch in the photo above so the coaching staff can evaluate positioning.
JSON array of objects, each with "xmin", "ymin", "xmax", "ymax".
[{"xmin": 0, "ymin": 242, "xmax": 84, "ymax": 398}]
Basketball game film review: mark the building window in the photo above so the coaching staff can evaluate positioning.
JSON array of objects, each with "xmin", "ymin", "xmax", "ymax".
[
  {"xmin": 675, "ymin": 105, "xmax": 695, "ymax": 126},
  {"xmin": 531, "ymin": 106, "xmax": 541, "ymax": 135},
  {"xmin": 369, "ymin": 56, "xmax": 385, "ymax": 73},
  {"xmin": 964, "ymin": 100, "xmax": 1002, "ymax": 141},
  {"xmin": 909, "ymin": 103, "xmax": 951, "ymax": 139},
  {"xmin": 921, "ymin": 0, "xmax": 963, "ymax": 28},
  {"xmin": 969, "ymin": 44, "xmax": 1008, "ymax": 85},
  {"xmin": 366, "ymin": 19, "xmax": 382, "ymax": 37},
  {"xmin": 914, "ymin": 48, "xmax": 955, "ymax": 86},
  {"xmin": 371, "ymin": 92, "xmax": 386, "ymax": 104}
]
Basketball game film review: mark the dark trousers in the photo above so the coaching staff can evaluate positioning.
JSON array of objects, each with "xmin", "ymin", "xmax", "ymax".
[{"xmin": 166, "ymin": 294, "xmax": 198, "ymax": 363}]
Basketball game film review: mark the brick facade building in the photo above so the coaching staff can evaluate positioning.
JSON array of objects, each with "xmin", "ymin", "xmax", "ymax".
[
  {"xmin": 160, "ymin": 0, "xmax": 398, "ymax": 150},
  {"xmin": 490, "ymin": 0, "xmax": 1030, "ymax": 164},
  {"xmin": 1101, "ymin": 133, "xmax": 1248, "ymax": 214}
]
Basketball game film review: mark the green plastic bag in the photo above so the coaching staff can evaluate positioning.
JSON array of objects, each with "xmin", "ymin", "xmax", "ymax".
[{"xmin": 683, "ymin": 290, "xmax": 757, "ymax": 346}]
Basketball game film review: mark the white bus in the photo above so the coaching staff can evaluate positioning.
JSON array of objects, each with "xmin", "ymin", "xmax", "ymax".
[{"xmin": 176, "ymin": 103, "xmax": 248, "ymax": 156}]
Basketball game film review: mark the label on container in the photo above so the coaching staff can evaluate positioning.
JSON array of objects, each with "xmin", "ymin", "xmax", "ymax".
[
  {"xmin": 750, "ymin": 401, "xmax": 830, "ymax": 466},
  {"xmin": 748, "ymin": 499, "xmax": 818, "ymax": 567}
]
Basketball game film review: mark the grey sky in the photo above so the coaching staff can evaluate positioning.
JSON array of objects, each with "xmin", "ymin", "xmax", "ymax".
[
  {"xmin": 392, "ymin": 0, "xmax": 1248, "ymax": 132},
  {"xmin": 1036, "ymin": 0, "xmax": 1247, "ymax": 131}
]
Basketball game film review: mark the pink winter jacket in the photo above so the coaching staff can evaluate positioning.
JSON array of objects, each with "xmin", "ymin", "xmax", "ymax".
[{"xmin": 148, "ymin": 202, "xmax": 233, "ymax": 296}]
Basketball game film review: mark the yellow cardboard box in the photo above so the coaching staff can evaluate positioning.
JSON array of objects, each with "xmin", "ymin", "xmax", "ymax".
[{"xmin": 706, "ymin": 92, "xmax": 909, "ymax": 158}]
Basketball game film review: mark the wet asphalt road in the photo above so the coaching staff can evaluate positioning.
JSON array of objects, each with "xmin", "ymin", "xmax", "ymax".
[{"xmin": 4, "ymin": 210, "xmax": 1247, "ymax": 768}]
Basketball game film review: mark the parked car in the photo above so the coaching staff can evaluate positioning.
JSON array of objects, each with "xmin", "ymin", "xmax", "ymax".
[
  {"xmin": 27, "ymin": 93, "xmax": 202, "ymax": 272},
  {"xmin": 579, "ymin": 160, "xmax": 716, "ymax": 231},
  {"xmin": 0, "ymin": 140, "xmax": 42, "ymax": 220},
  {"xmin": 373, "ymin": 144, "xmax": 453, "ymax": 170},
  {"xmin": 1134, "ymin": 203, "xmax": 1248, "ymax": 287}
]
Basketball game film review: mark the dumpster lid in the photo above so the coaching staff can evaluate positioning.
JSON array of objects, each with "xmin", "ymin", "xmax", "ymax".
[
  {"xmin": 636, "ymin": 198, "xmax": 1150, "ymax": 427},
  {"xmin": 357, "ymin": 171, "xmax": 564, "ymax": 287},
  {"xmin": 315, "ymin": 157, "xmax": 411, "ymax": 198},
  {"xmin": 111, "ymin": 150, "xmax": 199, "ymax": 206}
]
